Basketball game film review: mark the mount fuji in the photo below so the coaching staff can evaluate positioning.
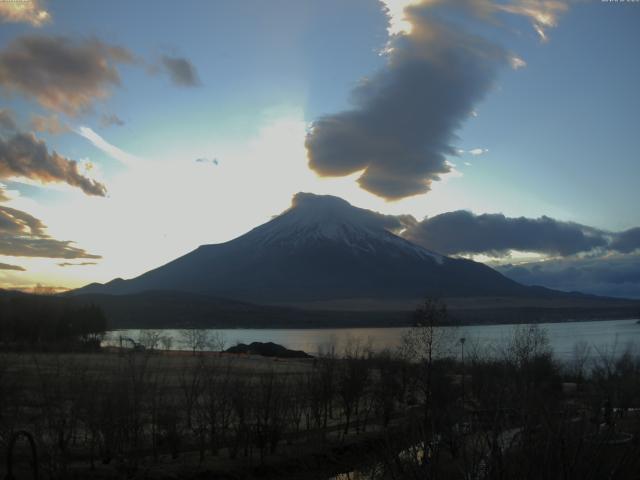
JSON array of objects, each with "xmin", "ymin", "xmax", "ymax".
[{"xmin": 74, "ymin": 193, "xmax": 543, "ymax": 304}]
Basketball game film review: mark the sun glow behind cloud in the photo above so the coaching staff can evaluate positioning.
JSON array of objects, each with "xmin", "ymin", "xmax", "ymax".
[
  {"xmin": 4, "ymin": 111, "xmax": 311, "ymax": 288},
  {"xmin": 0, "ymin": 104, "xmax": 479, "ymax": 290},
  {"xmin": 382, "ymin": 0, "xmax": 423, "ymax": 35}
]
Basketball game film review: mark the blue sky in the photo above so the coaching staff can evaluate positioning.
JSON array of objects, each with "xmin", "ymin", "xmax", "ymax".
[
  {"xmin": 0, "ymin": 0, "xmax": 639, "ymax": 296},
  {"xmin": 455, "ymin": 2, "xmax": 640, "ymax": 230}
]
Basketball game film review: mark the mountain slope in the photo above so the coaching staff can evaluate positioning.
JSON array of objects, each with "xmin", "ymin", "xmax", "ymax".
[{"xmin": 73, "ymin": 193, "xmax": 554, "ymax": 303}]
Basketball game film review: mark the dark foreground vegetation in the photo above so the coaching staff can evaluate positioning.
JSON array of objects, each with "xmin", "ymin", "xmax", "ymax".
[
  {"xmin": 0, "ymin": 290, "xmax": 106, "ymax": 351},
  {"xmin": 2, "ymin": 299, "xmax": 640, "ymax": 479}
]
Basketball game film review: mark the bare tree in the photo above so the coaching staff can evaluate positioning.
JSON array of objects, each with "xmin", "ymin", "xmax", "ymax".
[
  {"xmin": 160, "ymin": 335, "xmax": 173, "ymax": 351},
  {"xmin": 138, "ymin": 330, "xmax": 161, "ymax": 351},
  {"xmin": 338, "ymin": 338, "xmax": 370, "ymax": 436},
  {"xmin": 568, "ymin": 339, "xmax": 592, "ymax": 382},
  {"xmin": 180, "ymin": 328, "xmax": 211, "ymax": 355},
  {"xmin": 209, "ymin": 331, "xmax": 227, "ymax": 353},
  {"xmin": 504, "ymin": 323, "xmax": 551, "ymax": 367},
  {"xmin": 401, "ymin": 298, "xmax": 454, "ymax": 444},
  {"xmin": 178, "ymin": 357, "xmax": 205, "ymax": 431}
]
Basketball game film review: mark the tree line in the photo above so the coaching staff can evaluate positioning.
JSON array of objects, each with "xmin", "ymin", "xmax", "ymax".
[{"xmin": 0, "ymin": 291, "xmax": 107, "ymax": 350}]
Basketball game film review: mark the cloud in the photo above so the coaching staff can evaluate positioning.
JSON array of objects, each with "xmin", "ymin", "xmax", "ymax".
[
  {"xmin": 0, "ymin": 204, "xmax": 46, "ymax": 236},
  {"xmin": 0, "ymin": 109, "xmax": 17, "ymax": 131},
  {"xmin": 509, "ymin": 55, "xmax": 527, "ymax": 70},
  {"xmin": 76, "ymin": 126, "xmax": 139, "ymax": 166},
  {"xmin": 492, "ymin": 0, "xmax": 568, "ymax": 42},
  {"xmin": 0, "ymin": 205, "xmax": 100, "ymax": 259},
  {"xmin": 195, "ymin": 157, "xmax": 219, "ymax": 166},
  {"xmin": 468, "ymin": 148, "xmax": 488, "ymax": 156},
  {"xmin": 0, "ymin": 262, "xmax": 25, "ymax": 271},
  {"xmin": 402, "ymin": 210, "xmax": 609, "ymax": 257},
  {"xmin": 611, "ymin": 227, "xmax": 640, "ymax": 254},
  {"xmin": 161, "ymin": 55, "xmax": 200, "ymax": 87},
  {"xmin": 307, "ymin": 1, "xmax": 568, "ymax": 200},
  {"xmin": 382, "ymin": 0, "xmax": 422, "ymax": 35},
  {"xmin": 0, "ymin": 131, "xmax": 106, "ymax": 196},
  {"xmin": 0, "ymin": 0, "xmax": 49, "ymax": 26},
  {"xmin": 0, "ymin": 35, "xmax": 134, "ymax": 115},
  {"xmin": 100, "ymin": 113, "xmax": 125, "ymax": 128},
  {"xmin": 395, "ymin": 0, "xmax": 568, "ymax": 42},
  {"xmin": 456, "ymin": 147, "xmax": 488, "ymax": 156},
  {"xmin": 497, "ymin": 255, "xmax": 640, "ymax": 299},
  {"xmin": 30, "ymin": 114, "xmax": 69, "ymax": 135},
  {"xmin": 306, "ymin": 4, "xmax": 515, "ymax": 200},
  {"xmin": 57, "ymin": 261, "xmax": 98, "ymax": 267}
]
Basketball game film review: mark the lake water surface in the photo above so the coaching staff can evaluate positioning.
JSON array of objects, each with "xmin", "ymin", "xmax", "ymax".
[{"xmin": 108, "ymin": 318, "xmax": 640, "ymax": 361}]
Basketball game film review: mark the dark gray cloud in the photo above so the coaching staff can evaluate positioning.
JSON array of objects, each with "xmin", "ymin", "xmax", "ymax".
[
  {"xmin": 0, "ymin": 205, "xmax": 100, "ymax": 259},
  {"xmin": 100, "ymin": 113, "xmax": 125, "ymax": 128},
  {"xmin": 402, "ymin": 210, "xmax": 609, "ymax": 257},
  {"xmin": 0, "ymin": 131, "xmax": 106, "ymax": 196},
  {"xmin": 0, "ymin": 262, "xmax": 25, "ymax": 271},
  {"xmin": 0, "ymin": 35, "xmax": 134, "ymax": 115},
  {"xmin": 0, "ymin": 109, "xmax": 17, "ymax": 131},
  {"xmin": 393, "ymin": 203, "xmax": 640, "ymax": 297},
  {"xmin": 306, "ymin": 0, "xmax": 570, "ymax": 199},
  {"xmin": 497, "ymin": 255, "xmax": 640, "ymax": 299},
  {"xmin": 30, "ymin": 114, "xmax": 69, "ymax": 135},
  {"xmin": 611, "ymin": 228, "xmax": 640, "ymax": 254},
  {"xmin": 305, "ymin": 4, "xmax": 512, "ymax": 199},
  {"xmin": 195, "ymin": 157, "xmax": 219, "ymax": 165},
  {"xmin": 161, "ymin": 55, "xmax": 200, "ymax": 87}
]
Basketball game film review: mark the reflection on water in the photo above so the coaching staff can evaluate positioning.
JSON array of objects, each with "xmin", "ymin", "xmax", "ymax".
[{"xmin": 106, "ymin": 318, "xmax": 640, "ymax": 361}]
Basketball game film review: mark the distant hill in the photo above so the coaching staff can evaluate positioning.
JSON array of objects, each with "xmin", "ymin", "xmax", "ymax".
[
  {"xmin": 69, "ymin": 290, "xmax": 413, "ymax": 329},
  {"xmin": 70, "ymin": 289, "xmax": 640, "ymax": 329}
]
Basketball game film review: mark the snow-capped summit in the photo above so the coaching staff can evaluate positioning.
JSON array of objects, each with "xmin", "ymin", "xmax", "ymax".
[
  {"xmin": 73, "ymin": 193, "xmax": 533, "ymax": 303},
  {"xmin": 245, "ymin": 193, "xmax": 443, "ymax": 263}
]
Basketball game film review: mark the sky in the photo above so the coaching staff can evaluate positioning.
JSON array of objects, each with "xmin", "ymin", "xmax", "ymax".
[{"xmin": 0, "ymin": 0, "xmax": 639, "ymax": 297}]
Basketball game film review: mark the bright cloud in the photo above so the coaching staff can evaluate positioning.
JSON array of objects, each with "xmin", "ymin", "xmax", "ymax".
[
  {"xmin": 76, "ymin": 126, "xmax": 141, "ymax": 167},
  {"xmin": 0, "ymin": 0, "xmax": 49, "ymax": 26},
  {"xmin": 469, "ymin": 148, "xmax": 489, "ymax": 156}
]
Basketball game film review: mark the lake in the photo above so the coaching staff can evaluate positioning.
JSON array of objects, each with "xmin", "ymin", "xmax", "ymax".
[{"xmin": 107, "ymin": 318, "xmax": 640, "ymax": 362}]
